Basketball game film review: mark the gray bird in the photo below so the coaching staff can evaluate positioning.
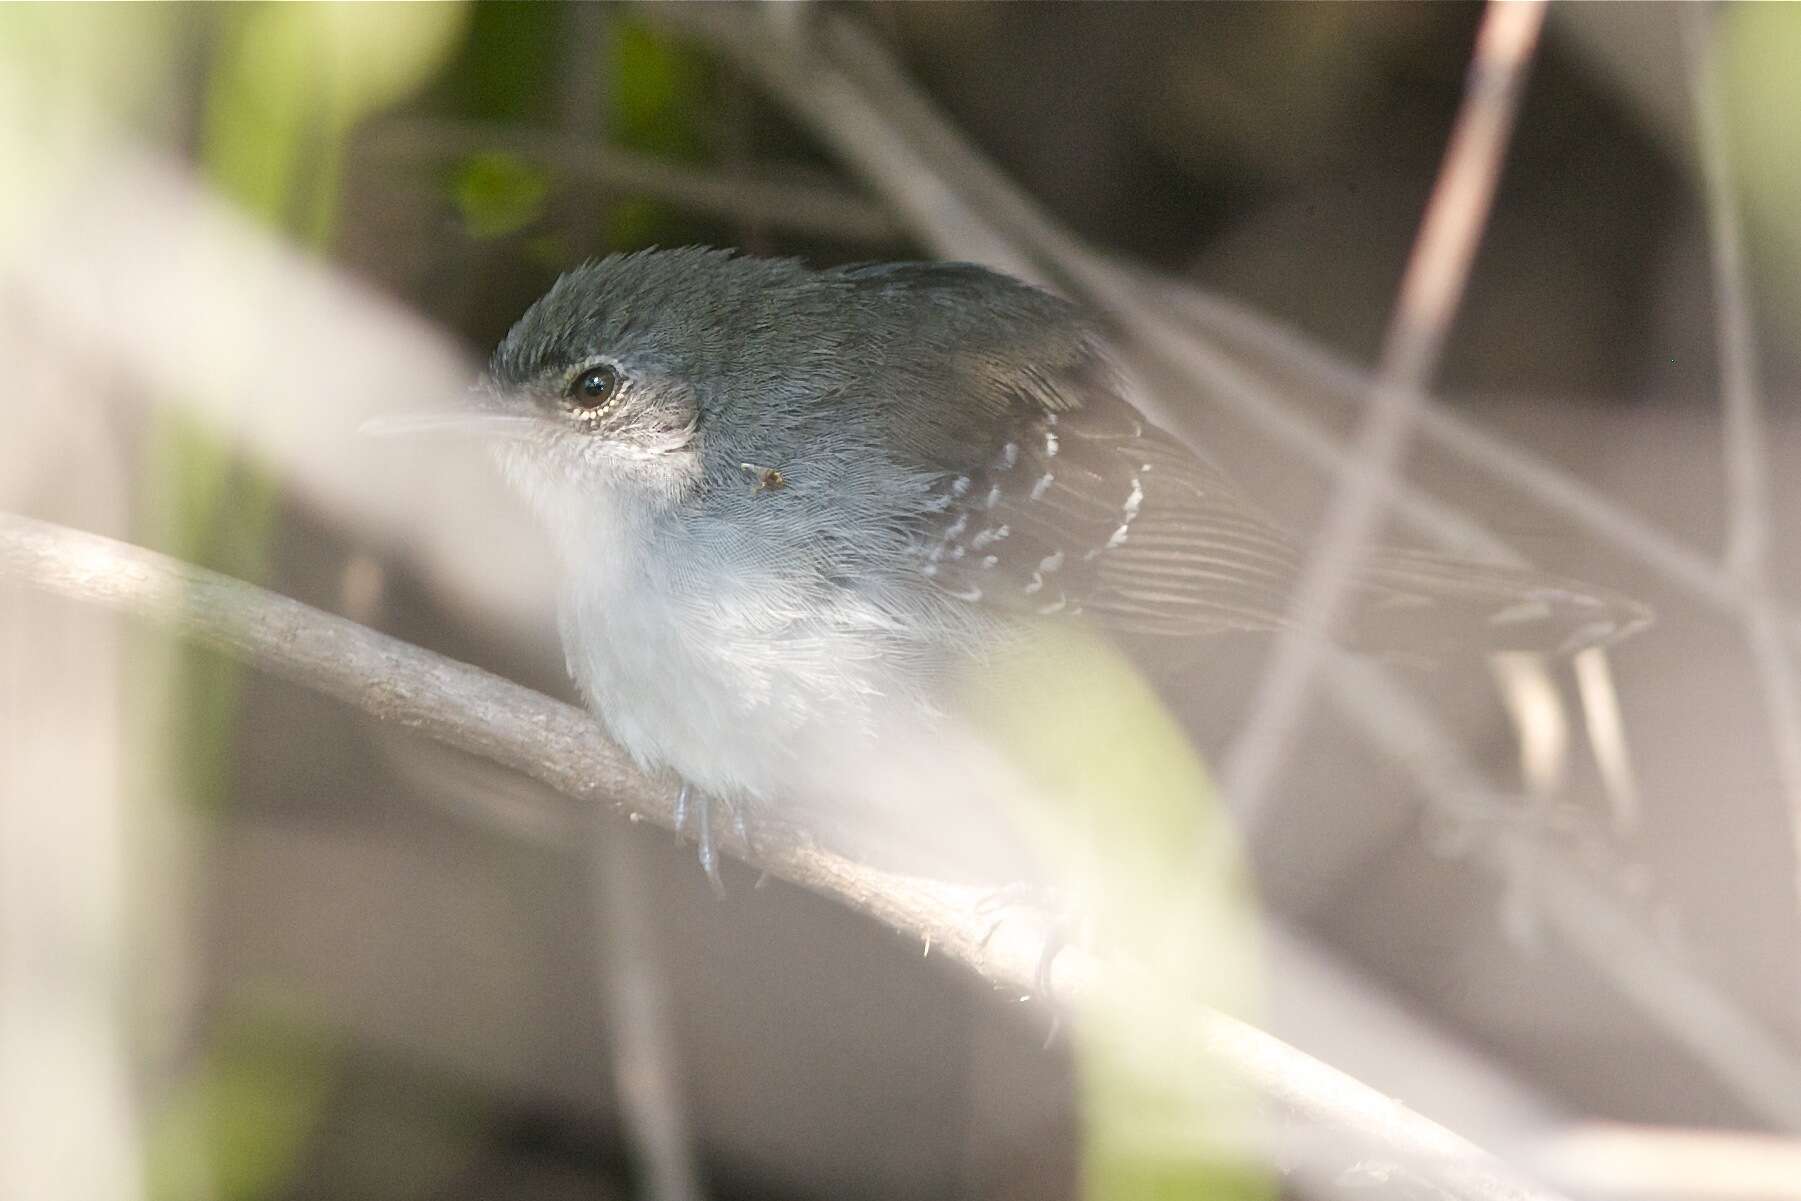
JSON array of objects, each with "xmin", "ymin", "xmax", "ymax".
[{"xmin": 461, "ymin": 247, "xmax": 1645, "ymax": 885}]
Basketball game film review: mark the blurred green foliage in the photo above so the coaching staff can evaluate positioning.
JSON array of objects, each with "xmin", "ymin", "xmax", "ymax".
[
  {"xmin": 431, "ymin": 9, "xmax": 717, "ymax": 256},
  {"xmin": 454, "ymin": 152, "xmax": 552, "ymax": 239},
  {"xmin": 1721, "ymin": 3, "xmax": 1801, "ymax": 325},
  {"xmin": 967, "ymin": 628, "xmax": 1266, "ymax": 1201},
  {"xmin": 149, "ymin": 1006, "xmax": 341, "ymax": 1201},
  {"xmin": 446, "ymin": 1, "xmax": 562, "ymax": 125},
  {"xmin": 134, "ymin": 7, "xmax": 467, "ymax": 1200},
  {"xmin": 141, "ymin": 1, "xmax": 471, "ymax": 809},
  {"xmin": 610, "ymin": 17, "xmax": 712, "ymax": 161},
  {"xmin": 604, "ymin": 18, "xmax": 718, "ymax": 251},
  {"xmin": 0, "ymin": 5, "xmax": 180, "ymax": 227}
]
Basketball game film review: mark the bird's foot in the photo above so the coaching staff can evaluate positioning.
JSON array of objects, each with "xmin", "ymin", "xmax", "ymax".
[
  {"xmin": 673, "ymin": 783, "xmax": 755, "ymax": 897},
  {"xmin": 975, "ymin": 883, "xmax": 1077, "ymax": 1004}
]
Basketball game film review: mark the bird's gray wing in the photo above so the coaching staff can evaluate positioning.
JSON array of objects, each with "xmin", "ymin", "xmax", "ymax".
[
  {"xmin": 916, "ymin": 381, "xmax": 1649, "ymax": 652},
  {"xmin": 840, "ymin": 260, "xmax": 1648, "ymax": 653}
]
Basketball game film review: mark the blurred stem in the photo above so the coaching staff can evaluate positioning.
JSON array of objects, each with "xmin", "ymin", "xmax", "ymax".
[
  {"xmin": 1683, "ymin": 1, "xmax": 1801, "ymax": 968},
  {"xmin": 1221, "ymin": 0, "xmax": 1546, "ymax": 830},
  {"xmin": 135, "ymin": 4, "xmax": 354, "ymax": 819},
  {"xmin": 589, "ymin": 827, "xmax": 708, "ymax": 1201},
  {"xmin": 130, "ymin": 7, "xmax": 468, "ymax": 1200}
]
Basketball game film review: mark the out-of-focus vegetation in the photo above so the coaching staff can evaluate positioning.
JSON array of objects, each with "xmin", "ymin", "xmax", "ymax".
[
  {"xmin": 970, "ymin": 628, "xmax": 1264, "ymax": 1200},
  {"xmin": 135, "ymin": 8, "xmax": 467, "ymax": 1200},
  {"xmin": 1722, "ymin": 2, "xmax": 1801, "ymax": 315}
]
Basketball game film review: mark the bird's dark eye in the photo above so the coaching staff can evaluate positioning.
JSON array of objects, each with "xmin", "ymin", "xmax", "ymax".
[{"xmin": 567, "ymin": 364, "xmax": 619, "ymax": 411}]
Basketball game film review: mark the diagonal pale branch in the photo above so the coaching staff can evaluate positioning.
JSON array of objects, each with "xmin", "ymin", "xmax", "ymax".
[
  {"xmin": 0, "ymin": 510, "xmax": 1571, "ymax": 1201},
  {"xmin": 1683, "ymin": 2, "xmax": 1801, "ymax": 954},
  {"xmin": 1222, "ymin": 0, "xmax": 1547, "ymax": 828}
]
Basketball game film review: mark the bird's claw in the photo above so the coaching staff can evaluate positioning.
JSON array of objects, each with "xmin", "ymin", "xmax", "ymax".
[
  {"xmin": 975, "ymin": 882, "xmax": 1075, "ymax": 1006},
  {"xmin": 696, "ymin": 796, "xmax": 724, "ymax": 897},
  {"xmin": 675, "ymin": 782, "xmax": 728, "ymax": 897}
]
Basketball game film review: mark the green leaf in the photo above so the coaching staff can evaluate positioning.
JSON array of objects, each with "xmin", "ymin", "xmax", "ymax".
[
  {"xmin": 147, "ymin": 1006, "xmax": 340, "ymax": 1201},
  {"xmin": 962, "ymin": 629, "xmax": 1270, "ymax": 1201},
  {"xmin": 453, "ymin": 152, "xmax": 551, "ymax": 239}
]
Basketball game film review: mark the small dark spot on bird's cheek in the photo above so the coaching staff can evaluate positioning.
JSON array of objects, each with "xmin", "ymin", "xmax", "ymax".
[{"xmin": 740, "ymin": 462, "xmax": 787, "ymax": 492}]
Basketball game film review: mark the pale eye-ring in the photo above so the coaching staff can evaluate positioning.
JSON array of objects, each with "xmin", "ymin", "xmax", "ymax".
[{"xmin": 567, "ymin": 364, "xmax": 619, "ymax": 411}]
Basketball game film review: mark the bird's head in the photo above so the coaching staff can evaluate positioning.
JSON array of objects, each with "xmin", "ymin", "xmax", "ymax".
[{"xmin": 476, "ymin": 248, "xmax": 874, "ymax": 522}]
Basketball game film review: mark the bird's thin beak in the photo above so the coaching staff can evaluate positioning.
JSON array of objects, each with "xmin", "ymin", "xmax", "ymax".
[{"xmin": 358, "ymin": 411, "xmax": 542, "ymax": 441}]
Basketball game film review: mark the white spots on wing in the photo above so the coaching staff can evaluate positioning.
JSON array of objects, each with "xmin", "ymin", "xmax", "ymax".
[
  {"xmin": 1104, "ymin": 472, "xmax": 1145, "ymax": 550},
  {"xmin": 1043, "ymin": 429, "xmax": 1060, "ymax": 457},
  {"xmin": 947, "ymin": 584, "xmax": 983, "ymax": 601},
  {"xmin": 1031, "ymin": 472, "xmax": 1055, "ymax": 500},
  {"xmin": 985, "ymin": 484, "xmax": 1002, "ymax": 509},
  {"xmin": 1037, "ymin": 596, "xmax": 1068, "ymax": 615},
  {"xmin": 1023, "ymin": 546, "xmax": 1066, "ymax": 597},
  {"xmin": 951, "ymin": 475, "xmax": 971, "ymax": 497},
  {"xmin": 970, "ymin": 524, "xmax": 1010, "ymax": 549},
  {"xmin": 922, "ymin": 563, "xmax": 938, "ymax": 577},
  {"xmin": 980, "ymin": 554, "xmax": 999, "ymax": 569},
  {"xmin": 999, "ymin": 442, "xmax": 1019, "ymax": 469},
  {"xmin": 928, "ymin": 512, "xmax": 970, "ymax": 563}
]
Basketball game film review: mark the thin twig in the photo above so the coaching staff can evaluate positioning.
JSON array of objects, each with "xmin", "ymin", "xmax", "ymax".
[
  {"xmin": 0, "ymin": 510, "xmax": 1569, "ymax": 1201},
  {"xmin": 355, "ymin": 117, "xmax": 902, "ymax": 247},
  {"xmin": 1683, "ymin": 2, "xmax": 1801, "ymax": 947},
  {"xmin": 589, "ymin": 825, "xmax": 708, "ymax": 1201},
  {"xmin": 1222, "ymin": 0, "xmax": 1548, "ymax": 828}
]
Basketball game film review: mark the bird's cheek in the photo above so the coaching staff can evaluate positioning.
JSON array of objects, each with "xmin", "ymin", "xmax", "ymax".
[{"xmin": 648, "ymin": 385, "xmax": 700, "ymax": 437}]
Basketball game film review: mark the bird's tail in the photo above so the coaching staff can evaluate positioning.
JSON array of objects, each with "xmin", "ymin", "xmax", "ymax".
[{"xmin": 1343, "ymin": 547, "xmax": 1651, "ymax": 658}]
